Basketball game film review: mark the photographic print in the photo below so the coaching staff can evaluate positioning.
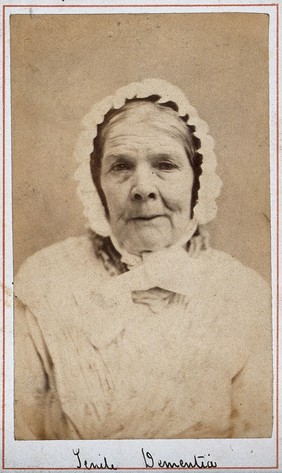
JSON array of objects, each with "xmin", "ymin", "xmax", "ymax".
[{"xmin": 1, "ymin": 1, "xmax": 279, "ymax": 471}]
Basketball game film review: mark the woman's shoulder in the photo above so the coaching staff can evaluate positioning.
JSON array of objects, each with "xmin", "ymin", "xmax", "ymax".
[
  {"xmin": 14, "ymin": 235, "xmax": 105, "ymax": 303},
  {"xmin": 16, "ymin": 234, "xmax": 97, "ymax": 272},
  {"xmin": 203, "ymin": 247, "xmax": 269, "ymax": 282},
  {"xmin": 200, "ymin": 248, "xmax": 271, "ymax": 305}
]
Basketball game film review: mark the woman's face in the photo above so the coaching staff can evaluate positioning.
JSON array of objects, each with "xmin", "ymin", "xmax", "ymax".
[{"xmin": 100, "ymin": 103, "xmax": 194, "ymax": 255}]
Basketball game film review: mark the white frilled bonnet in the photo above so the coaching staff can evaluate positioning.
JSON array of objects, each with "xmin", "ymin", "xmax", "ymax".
[{"xmin": 74, "ymin": 78, "xmax": 222, "ymax": 237}]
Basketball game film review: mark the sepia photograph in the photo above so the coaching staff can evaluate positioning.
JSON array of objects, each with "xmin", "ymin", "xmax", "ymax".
[{"xmin": 5, "ymin": 6, "xmax": 277, "ymax": 468}]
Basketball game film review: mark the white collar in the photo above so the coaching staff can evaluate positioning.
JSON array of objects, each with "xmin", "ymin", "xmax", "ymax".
[{"xmin": 78, "ymin": 244, "xmax": 213, "ymax": 348}]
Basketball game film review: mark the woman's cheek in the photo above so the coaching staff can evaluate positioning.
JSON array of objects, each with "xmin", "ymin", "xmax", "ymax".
[
  {"xmin": 165, "ymin": 191, "xmax": 192, "ymax": 215},
  {"xmin": 104, "ymin": 182, "xmax": 131, "ymax": 218},
  {"xmin": 159, "ymin": 183, "xmax": 186, "ymax": 208}
]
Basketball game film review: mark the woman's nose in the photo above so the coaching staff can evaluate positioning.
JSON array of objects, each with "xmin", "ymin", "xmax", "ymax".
[{"xmin": 130, "ymin": 166, "xmax": 157, "ymax": 201}]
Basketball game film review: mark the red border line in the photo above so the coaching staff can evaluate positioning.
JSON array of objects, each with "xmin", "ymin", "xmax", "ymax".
[
  {"xmin": 1, "ymin": 2, "xmax": 279, "ymax": 471},
  {"xmin": 276, "ymin": 1, "xmax": 280, "ymax": 469},
  {"xmin": 2, "ymin": 4, "xmax": 6, "ymax": 472},
  {"xmin": 1, "ymin": 466, "xmax": 277, "ymax": 471},
  {"xmin": 1, "ymin": 3, "xmax": 279, "ymax": 7}
]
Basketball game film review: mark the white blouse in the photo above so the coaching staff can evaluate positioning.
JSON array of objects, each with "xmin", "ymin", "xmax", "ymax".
[{"xmin": 14, "ymin": 235, "xmax": 273, "ymax": 440}]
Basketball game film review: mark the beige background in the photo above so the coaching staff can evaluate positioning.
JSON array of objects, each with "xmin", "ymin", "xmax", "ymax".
[{"xmin": 11, "ymin": 13, "xmax": 270, "ymax": 281}]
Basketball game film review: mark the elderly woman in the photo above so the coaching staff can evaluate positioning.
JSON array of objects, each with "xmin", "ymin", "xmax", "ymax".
[{"xmin": 14, "ymin": 79, "xmax": 272, "ymax": 440}]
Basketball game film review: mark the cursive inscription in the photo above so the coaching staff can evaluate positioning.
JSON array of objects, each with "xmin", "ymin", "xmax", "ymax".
[
  {"xmin": 73, "ymin": 448, "xmax": 117, "ymax": 470},
  {"xmin": 141, "ymin": 448, "xmax": 217, "ymax": 469},
  {"xmin": 72, "ymin": 447, "xmax": 217, "ymax": 470}
]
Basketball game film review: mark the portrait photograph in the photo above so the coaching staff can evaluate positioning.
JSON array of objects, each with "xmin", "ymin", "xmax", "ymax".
[{"xmin": 1, "ymin": 1, "xmax": 279, "ymax": 471}]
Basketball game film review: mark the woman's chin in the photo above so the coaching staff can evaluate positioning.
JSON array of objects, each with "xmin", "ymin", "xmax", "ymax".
[{"xmin": 122, "ymin": 232, "xmax": 173, "ymax": 255}]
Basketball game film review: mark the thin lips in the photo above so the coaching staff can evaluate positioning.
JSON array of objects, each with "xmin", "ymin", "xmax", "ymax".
[{"xmin": 130, "ymin": 214, "xmax": 164, "ymax": 220}]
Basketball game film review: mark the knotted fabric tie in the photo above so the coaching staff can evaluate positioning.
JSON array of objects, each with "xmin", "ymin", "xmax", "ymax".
[{"xmin": 131, "ymin": 287, "xmax": 189, "ymax": 314}]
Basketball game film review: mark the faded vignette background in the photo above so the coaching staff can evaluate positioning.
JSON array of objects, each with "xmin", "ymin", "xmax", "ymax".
[{"xmin": 11, "ymin": 13, "xmax": 270, "ymax": 283}]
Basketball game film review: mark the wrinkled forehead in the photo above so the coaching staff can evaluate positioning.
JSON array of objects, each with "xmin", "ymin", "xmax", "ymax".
[{"xmin": 99, "ymin": 100, "xmax": 194, "ymax": 156}]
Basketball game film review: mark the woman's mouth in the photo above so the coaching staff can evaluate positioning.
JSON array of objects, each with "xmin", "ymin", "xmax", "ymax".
[{"xmin": 130, "ymin": 215, "xmax": 163, "ymax": 221}]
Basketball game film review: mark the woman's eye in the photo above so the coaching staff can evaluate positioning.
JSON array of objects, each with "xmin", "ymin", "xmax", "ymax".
[
  {"xmin": 111, "ymin": 162, "xmax": 131, "ymax": 172},
  {"xmin": 157, "ymin": 161, "xmax": 177, "ymax": 171}
]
